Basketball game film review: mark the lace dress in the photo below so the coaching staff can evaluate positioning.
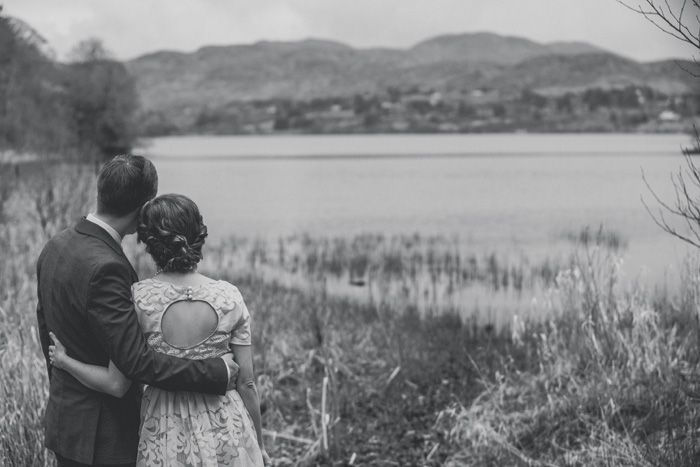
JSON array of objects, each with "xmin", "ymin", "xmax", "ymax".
[{"xmin": 132, "ymin": 278, "xmax": 263, "ymax": 467}]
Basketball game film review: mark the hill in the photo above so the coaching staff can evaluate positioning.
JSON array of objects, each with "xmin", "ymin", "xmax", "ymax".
[
  {"xmin": 125, "ymin": 32, "xmax": 699, "ymax": 134},
  {"xmin": 407, "ymin": 32, "xmax": 606, "ymax": 65}
]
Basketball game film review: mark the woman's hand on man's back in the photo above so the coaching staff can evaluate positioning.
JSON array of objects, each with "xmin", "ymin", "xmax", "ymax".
[{"xmin": 222, "ymin": 352, "xmax": 239, "ymax": 389}]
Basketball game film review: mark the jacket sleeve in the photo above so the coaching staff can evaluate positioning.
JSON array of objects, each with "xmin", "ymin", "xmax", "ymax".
[
  {"xmin": 35, "ymin": 259, "xmax": 51, "ymax": 378},
  {"xmin": 85, "ymin": 260, "xmax": 228, "ymax": 395}
]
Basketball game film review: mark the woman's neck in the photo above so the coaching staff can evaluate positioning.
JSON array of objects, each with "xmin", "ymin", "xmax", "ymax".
[{"xmin": 152, "ymin": 269, "xmax": 212, "ymax": 286}]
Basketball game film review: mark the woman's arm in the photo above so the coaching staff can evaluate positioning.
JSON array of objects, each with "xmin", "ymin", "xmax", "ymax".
[
  {"xmin": 231, "ymin": 344, "xmax": 268, "ymax": 461},
  {"xmin": 86, "ymin": 262, "xmax": 229, "ymax": 395},
  {"xmin": 49, "ymin": 332, "xmax": 132, "ymax": 398}
]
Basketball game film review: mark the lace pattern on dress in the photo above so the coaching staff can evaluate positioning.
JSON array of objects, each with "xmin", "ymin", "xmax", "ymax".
[
  {"xmin": 132, "ymin": 278, "xmax": 261, "ymax": 467},
  {"xmin": 145, "ymin": 332, "xmax": 231, "ymax": 360}
]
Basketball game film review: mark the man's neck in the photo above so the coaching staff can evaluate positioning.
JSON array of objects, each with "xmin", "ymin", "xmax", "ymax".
[{"xmin": 92, "ymin": 212, "xmax": 131, "ymax": 240}]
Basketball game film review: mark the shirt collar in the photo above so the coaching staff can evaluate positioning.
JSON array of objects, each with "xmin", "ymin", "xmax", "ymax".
[{"xmin": 86, "ymin": 213, "xmax": 123, "ymax": 245}]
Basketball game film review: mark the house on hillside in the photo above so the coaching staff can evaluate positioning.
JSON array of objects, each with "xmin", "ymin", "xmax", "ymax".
[{"xmin": 658, "ymin": 110, "xmax": 681, "ymax": 122}]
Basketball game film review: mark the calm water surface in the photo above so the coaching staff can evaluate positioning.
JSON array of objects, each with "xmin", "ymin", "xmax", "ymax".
[{"xmin": 141, "ymin": 133, "xmax": 697, "ymax": 287}]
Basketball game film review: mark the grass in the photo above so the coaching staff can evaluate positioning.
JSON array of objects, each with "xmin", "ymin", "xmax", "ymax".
[
  {"xmin": 560, "ymin": 224, "xmax": 629, "ymax": 251},
  {"xmin": 436, "ymin": 246, "xmax": 700, "ymax": 466},
  {"xmin": 0, "ymin": 163, "xmax": 96, "ymax": 467},
  {"xmin": 2, "ymin": 162, "xmax": 700, "ymax": 466},
  {"xmin": 183, "ymin": 232, "xmax": 571, "ymax": 332}
]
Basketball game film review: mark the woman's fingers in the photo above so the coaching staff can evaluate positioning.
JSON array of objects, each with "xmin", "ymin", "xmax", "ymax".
[
  {"xmin": 49, "ymin": 332, "xmax": 65, "ymax": 350},
  {"xmin": 47, "ymin": 335, "xmax": 61, "ymax": 366}
]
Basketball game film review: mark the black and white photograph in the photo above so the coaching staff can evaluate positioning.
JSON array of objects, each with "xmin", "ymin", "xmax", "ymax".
[{"xmin": 1, "ymin": 1, "xmax": 700, "ymax": 466}]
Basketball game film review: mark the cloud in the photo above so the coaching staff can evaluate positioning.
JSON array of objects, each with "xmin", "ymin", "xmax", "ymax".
[{"xmin": 2, "ymin": 0, "xmax": 696, "ymax": 62}]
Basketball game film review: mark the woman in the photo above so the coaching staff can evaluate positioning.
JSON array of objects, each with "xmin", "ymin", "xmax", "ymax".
[{"xmin": 49, "ymin": 193, "xmax": 270, "ymax": 467}]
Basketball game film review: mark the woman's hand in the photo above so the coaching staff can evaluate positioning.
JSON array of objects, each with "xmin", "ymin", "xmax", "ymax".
[
  {"xmin": 48, "ymin": 332, "xmax": 67, "ymax": 369},
  {"xmin": 48, "ymin": 332, "xmax": 131, "ymax": 397},
  {"xmin": 222, "ymin": 352, "xmax": 240, "ymax": 390}
]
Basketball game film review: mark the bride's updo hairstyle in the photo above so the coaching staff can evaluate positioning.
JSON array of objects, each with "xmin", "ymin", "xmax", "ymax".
[{"xmin": 137, "ymin": 194, "xmax": 208, "ymax": 273}]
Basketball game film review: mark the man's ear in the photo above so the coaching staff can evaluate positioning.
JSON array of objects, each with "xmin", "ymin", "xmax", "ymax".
[
  {"xmin": 125, "ymin": 207, "xmax": 142, "ymax": 233},
  {"xmin": 128, "ymin": 207, "xmax": 141, "ymax": 221}
]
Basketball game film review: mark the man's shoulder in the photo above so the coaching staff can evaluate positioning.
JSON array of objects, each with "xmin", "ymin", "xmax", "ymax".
[
  {"xmin": 39, "ymin": 223, "xmax": 80, "ymax": 262},
  {"xmin": 42, "ymin": 222, "xmax": 76, "ymax": 246},
  {"xmin": 40, "ymin": 223, "xmax": 126, "ymax": 270},
  {"xmin": 44, "ymin": 226, "xmax": 109, "ymax": 255}
]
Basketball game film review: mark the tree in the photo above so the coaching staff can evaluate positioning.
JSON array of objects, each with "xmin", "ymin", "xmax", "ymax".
[
  {"xmin": 620, "ymin": 1, "xmax": 700, "ymax": 247},
  {"xmin": 618, "ymin": 1, "xmax": 699, "ymax": 72},
  {"xmin": 64, "ymin": 38, "xmax": 139, "ymax": 161},
  {"xmin": 67, "ymin": 37, "xmax": 113, "ymax": 63},
  {"xmin": 0, "ymin": 11, "xmax": 73, "ymax": 155},
  {"xmin": 0, "ymin": 14, "xmax": 139, "ymax": 161}
]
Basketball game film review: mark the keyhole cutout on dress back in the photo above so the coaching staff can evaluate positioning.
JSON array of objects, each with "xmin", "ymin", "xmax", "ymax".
[{"xmin": 161, "ymin": 298, "xmax": 219, "ymax": 349}]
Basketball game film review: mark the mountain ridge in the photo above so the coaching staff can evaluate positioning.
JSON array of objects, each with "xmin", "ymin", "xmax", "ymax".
[{"xmin": 125, "ymin": 32, "xmax": 698, "ymax": 131}]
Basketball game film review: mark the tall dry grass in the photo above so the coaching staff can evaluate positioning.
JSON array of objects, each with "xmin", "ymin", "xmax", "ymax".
[
  {"xmin": 1, "ymin": 164, "xmax": 476, "ymax": 465},
  {"xmin": 187, "ymin": 232, "xmax": 573, "ymax": 332},
  {"xmin": 0, "ymin": 163, "xmax": 96, "ymax": 467},
  {"xmin": 436, "ymin": 243, "xmax": 700, "ymax": 466},
  {"xmin": 2, "ymin": 162, "xmax": 695, "ymax": 466}
]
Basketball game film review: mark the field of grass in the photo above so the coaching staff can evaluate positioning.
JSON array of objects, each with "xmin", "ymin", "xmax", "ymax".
[{"xmin": 2, "ymin": 163, "xmax": 700, "ymax": 466}]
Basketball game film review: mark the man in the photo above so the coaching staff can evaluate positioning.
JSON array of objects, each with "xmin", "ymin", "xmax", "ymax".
[{"xmin": 36, "ymin": 155, "xmax": 238, "ymax": 467}]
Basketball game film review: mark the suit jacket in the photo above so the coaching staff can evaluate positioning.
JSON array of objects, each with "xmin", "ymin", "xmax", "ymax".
[{"xmin": 36, "ymin": 217, "xmax": 229, "ymax": 464}]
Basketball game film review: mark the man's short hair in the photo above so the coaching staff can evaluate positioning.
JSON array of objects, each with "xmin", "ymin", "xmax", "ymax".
[{"xmin": 97, "ymin": 155, "xmax": 158, "ymax": 216}]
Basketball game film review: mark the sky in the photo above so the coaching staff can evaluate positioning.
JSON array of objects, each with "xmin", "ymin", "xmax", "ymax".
[{"xmin": 2, "ymin": 0, "xmax": 698, "ymax": 63}]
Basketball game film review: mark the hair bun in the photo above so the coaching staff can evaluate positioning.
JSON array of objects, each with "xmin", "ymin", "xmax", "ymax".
[{"xmin": 136, "ymin": 194, "xmax": 208, "ymax": 273}]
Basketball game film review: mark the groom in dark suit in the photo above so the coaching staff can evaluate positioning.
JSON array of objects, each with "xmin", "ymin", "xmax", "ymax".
[{"xmin": 36, "ymin": 155, "xmax": 238, "ymax": 467}]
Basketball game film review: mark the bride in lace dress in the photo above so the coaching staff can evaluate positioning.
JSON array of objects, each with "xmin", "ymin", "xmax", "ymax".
[{"xmin": 49, "ymin": 194, "xmax": 270, "ymax": 467}]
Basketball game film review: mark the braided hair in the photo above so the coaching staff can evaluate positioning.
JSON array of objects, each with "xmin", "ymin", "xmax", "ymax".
[{"xmin": 137, "ymin": 194, "xmax": 208, "ymax": 273}]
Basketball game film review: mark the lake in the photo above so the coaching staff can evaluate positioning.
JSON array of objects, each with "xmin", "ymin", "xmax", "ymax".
[{"xmin": 140, "ymin": 133, "xmax": 698, "ymax": 289}]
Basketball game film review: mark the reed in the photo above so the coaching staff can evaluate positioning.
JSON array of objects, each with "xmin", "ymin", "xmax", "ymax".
[
  {"xmin": 0, "ymin": 164, "xmax": 74, "ymax": 467},
  {"xmin": 436, "ymin": 244, "xmax": 700, "ymax": 466},
  {"xmin": 561, "ymin": 224, "xmax": 629, "ymax": 251},
  {"xmin": 0, "ymin": 165, "xmax": 463, "ymax": 465},
  {"xmin": 1, "ymin": 164, "xmax": 693, "ymax": 466},
  {"xmin": 196, "ymin": 232, "xmax": 574, "ymax": 330}
]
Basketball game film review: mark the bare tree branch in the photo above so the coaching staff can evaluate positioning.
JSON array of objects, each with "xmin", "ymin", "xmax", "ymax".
[
  {"xmin": 617, "ymin": 0, "xmax": 700, "ymax": 52},
  {"xmin": 623, "ymin": 1, "xmax": 700, "ymax": 250},
  {"xmin": 641, "ymin": 161, "xmax": 700, "ymax": 249}
]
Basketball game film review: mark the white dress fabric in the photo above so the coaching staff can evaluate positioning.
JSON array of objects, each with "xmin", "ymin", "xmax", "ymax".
[{"xmin": 132, "ymin": 278, "xmax": 263, "ymax": 467}]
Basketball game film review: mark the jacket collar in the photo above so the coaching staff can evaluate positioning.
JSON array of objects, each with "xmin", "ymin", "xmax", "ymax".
[
  {"xmin": 75, "ymin": 216, "xmax": 126, "ymax": 258},
  {"xmin": 86, "ymin": 213, "xmax": 122, "ymax": 245}
]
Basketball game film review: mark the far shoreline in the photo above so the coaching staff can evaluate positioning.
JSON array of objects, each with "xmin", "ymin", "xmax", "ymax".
[{"xmin": 138, "ymin": 132, "xmax": 692, "ymax": 160}]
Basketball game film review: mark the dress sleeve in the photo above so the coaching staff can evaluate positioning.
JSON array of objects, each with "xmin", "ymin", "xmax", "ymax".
[{"xmin": 231, "ymin": 296, "xmax": 252, "ymax": 346}]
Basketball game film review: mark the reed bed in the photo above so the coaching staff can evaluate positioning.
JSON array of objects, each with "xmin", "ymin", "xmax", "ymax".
[
  {"xmin": 0, "ymin": 163, "xmax": 96, "ymax": 467},
  {"xmin": 436, "ymin": 245, "xmax": 700, "ymax": 466},
  {"xmin": 2, "ymin": 163, "xmax": 697, "ymax": 466},
  {"xmin": 1, "ymin": 165, "xmax": 479, "ymax": 466},
  {"xmin": 184, "ymin": 232, "xmax": 573, "ymax": 331}
]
